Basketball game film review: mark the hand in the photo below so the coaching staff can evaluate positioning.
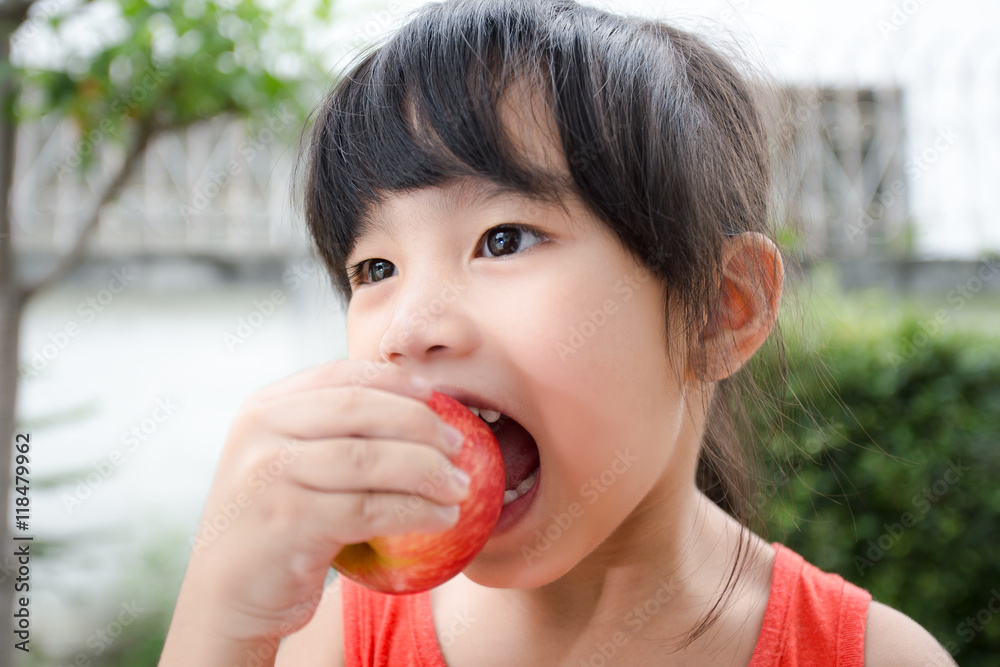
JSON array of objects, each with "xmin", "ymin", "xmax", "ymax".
[{"xmin": 161, "ymin": 360, "xmax": 469, "ymax": 657}]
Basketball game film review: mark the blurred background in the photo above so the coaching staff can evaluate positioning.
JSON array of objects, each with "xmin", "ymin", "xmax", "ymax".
[{"xmin": 1, "ymin": 0, "xmax": 997, "ymax": 664}]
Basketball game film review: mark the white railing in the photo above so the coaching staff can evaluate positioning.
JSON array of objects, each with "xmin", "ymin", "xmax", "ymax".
[
  {"xmin": 772, "ymin": 87, "xmax": 910, "ymax": 261},
  {"xmin": 11, "ymin": 115, "xmax": 312, "ymax": 259},
  {"xmin": 8, "ymin": 88, "xmax": 922, "ymax": 263}
]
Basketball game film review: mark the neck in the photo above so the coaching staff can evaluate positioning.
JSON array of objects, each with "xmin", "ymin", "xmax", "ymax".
[
  {"xmin": 438, "ymin": 381, "xmax": 775, "ymax": 661},
  {"xmin": 492, "ymin": 495, "xmax": 771, "ymax": 664},
  {"xmin": 502, "ymin": 387, "xmax": 724, "ymax": 628},
  {"xmin": 504, "ymin": 479, "xmax": 730, "ymax": 641}
]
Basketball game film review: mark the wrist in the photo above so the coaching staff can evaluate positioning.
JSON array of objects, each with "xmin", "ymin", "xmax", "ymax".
[
  {"xmin": 161, "ymin": 571, "xmax": 283, "ymax": 666},
  {"xmin": 160, "ymin": 627, "xmax": 281, "ymax": 667}
]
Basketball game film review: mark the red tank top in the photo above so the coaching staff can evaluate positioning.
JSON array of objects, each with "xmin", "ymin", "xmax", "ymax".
[{"xmin": 341, "ymin": 542, "xmax": 872, "ymax": 666}]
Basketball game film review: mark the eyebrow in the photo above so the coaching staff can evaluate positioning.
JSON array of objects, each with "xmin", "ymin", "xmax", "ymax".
[{"xmin": 352, "ymin": 177, "xmax": 568, "ymax": 251}]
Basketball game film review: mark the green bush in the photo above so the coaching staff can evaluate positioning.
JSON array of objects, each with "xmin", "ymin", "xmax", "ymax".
[{"xmin": 753, "ymin": 287, "xmax": 1000, "ymax": 666}]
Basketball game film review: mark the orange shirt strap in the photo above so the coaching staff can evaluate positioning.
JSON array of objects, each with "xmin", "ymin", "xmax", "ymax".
[
  {"xmin": 342, "ymin": 542, "xmax": 873, "ymax": 667},
  {"xmin": 749, "ymin": 542, "xmax": 872, "ymax": 666},
  {"xmin": 341, "ymin": 576, "xmax": 448, "ymax": 667}
]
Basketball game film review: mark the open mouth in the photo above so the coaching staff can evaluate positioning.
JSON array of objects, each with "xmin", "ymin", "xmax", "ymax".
[{"xmin": 464, "ymin": 406, "xmax": 541, "ymax": 507}]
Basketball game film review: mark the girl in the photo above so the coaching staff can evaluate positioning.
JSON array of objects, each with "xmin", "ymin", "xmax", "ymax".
[{"xmin": 161, "ymin": 1, "xmax": 956, "ymax": 664}]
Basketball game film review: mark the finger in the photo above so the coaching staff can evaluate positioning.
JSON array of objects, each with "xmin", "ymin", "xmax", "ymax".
[
  {"xmin": 251, "ymin": 359, "xmax": 433, "ymax": 405},
  {"xmin": 304, "ymin": 490, "xmax": 462, "ymax": 547},
  {"xmin": 285, "ymin": 438, "xmax": 471, "ymax": 506},
  {"xmin": 256, "ymin": 386, "xmax": 463, "ymax": 456}
]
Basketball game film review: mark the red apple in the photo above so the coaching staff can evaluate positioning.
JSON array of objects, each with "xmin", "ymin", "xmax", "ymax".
[{"xmin": 331, "ymin": 391, "xmax": 505, "ymax": 594}]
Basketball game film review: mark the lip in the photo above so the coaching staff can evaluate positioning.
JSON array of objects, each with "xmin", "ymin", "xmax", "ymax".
[
  {"xmin": 432, "ymin": 382, "xmax": 542, "ymax": 533},
  {"xmin": 431, "ymin": 384, "xmax": 508, "ymax": 418},
  {"xmin": 492, "ymin": 466, "xmax": 540, "ymax": 536}
]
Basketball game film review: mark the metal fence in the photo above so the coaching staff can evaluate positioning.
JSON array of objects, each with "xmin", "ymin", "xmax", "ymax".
[
  {"xmin": 770, "ymin": 86, "xmax": 910, "ymax": 262},
  {"xmin": 11, "ymin": 87, "xmax": 912, "ymax": 263},
  {"xmin": 11, "ymin": 114, "xmax": 310, "ymax": 260}
]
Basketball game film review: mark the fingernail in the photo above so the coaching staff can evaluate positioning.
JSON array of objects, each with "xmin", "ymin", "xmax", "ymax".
[
  {"xmin": 437, "ymin": 504, "xmax": 460, "ymax": 524},
  {"xmin": 442, "ymin": 424, "xmax": 465, "ymax": 453},
  {"xmin": 450, "ymin": 468, "xmax": 471, "ymax": 495}
]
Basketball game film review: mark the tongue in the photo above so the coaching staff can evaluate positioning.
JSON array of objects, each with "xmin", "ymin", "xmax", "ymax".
[{"xmin": 496, "ymin": 417, "xmax": 540, "ymax": 490}]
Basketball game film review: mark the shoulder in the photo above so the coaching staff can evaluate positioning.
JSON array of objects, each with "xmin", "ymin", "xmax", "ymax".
[
  {"xmin": 276, "ymin": 579, "xmax": 346, "ymax": 667},
  {"xmin": 864, "ymin": 600, "xmax": 956, "ymax": 667}
]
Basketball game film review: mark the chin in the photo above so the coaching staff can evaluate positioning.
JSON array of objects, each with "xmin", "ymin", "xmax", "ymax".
[
  {"xmin": 461, "ymin": 522, "xmax": 587, "ymax": 590},
  {"xmin": 461, "ymin": 553, "xmax": 571, "ymax": 590}
]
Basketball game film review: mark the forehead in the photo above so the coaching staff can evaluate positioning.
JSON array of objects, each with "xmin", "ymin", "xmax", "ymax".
[
  {"xmin": 353, "ymin": 76, "xmax": 579, "ymax": 253},
  {"xmin": 353, "ymin": 80, "xmax": 577, "ymax": 248},
  {"xmin": 498, "ymin": 76, "xmax": 570, "ymax": 181},
  {"xmin": 353, "ymin": 177, "xmax": 561, "ymax": 248}
]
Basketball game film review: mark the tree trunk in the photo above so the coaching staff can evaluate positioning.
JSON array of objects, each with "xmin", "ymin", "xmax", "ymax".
[
  {"xmin": 0, "ymin": 4, "xmax": 25, "ymax": 659},
  {"xmin": 0, "ymin": 118, "xmax": 156, "ymax": 662},
  {"xmin": 0, "ymin": 3, "xmax": 152, "ymax": 655}
]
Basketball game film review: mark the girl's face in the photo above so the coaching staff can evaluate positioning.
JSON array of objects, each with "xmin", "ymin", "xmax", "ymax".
[
  {"xmin": 345, "ymin": 78, "xmax": 700, "ymax": 588},
  {"xmin": 344, "ymin": 174, "xmax": 698, "ymax": 588}
]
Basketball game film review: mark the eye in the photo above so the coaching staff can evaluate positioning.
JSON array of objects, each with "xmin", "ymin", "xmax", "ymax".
[
  {"xmin": 479, "ymin": 224, "xmax": 547, "ymax": 258},
  {"xmin": 347, "ymin": 223, "xmax": 549, "ymax": 288},
  {"xmin": 348, "ymin": 258, "xmax": 395, "ymax": 287}
]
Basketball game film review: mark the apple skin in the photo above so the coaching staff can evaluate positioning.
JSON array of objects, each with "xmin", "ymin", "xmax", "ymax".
[{"xmin": 331, "ymin": 391, "xmax": 505, "ymax": 594}]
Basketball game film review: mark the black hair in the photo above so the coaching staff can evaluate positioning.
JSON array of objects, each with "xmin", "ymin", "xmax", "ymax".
[{"xmin": 302, "ymin": 0, "xmax": 782, "ymax": 651}]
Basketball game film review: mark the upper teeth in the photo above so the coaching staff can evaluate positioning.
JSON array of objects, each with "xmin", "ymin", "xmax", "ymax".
[{"xmin": 466, "ymin": 406, "xmax": 502, "ymax": 423}]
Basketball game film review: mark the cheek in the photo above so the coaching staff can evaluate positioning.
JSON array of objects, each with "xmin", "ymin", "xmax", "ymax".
[
  {"xmin": 525, "ymin": 265, "xmax": 674, "ymax": 412},
  {"xmin": 344, "ymin": 305, "xmax": 383, "ymax": 360},
  {"xmin": 512, "ymin": 263, "xmax": 681, "ymax": 483},
  {"xmin": 344, "ymin": 311, "xmax": 364, "ymax": 359}
]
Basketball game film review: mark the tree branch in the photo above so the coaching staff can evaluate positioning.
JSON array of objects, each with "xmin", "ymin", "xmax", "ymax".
[{"xmin": 21, "ymin": 115, "xmax": 158, "ymax": 301}]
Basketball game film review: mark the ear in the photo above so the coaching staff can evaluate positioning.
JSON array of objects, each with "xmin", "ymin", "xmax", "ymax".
[{"xmin": 687, "ymin": 232, "xmax": 784, "ymax": 383}]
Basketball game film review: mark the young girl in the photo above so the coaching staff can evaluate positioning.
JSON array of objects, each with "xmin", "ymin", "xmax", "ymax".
[{"xmin": 161, "ymin": 1, "xmax": 957, "ymax": 664}]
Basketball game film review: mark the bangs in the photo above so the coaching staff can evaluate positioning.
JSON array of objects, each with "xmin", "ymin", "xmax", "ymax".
[
  {"xmin": 304, "ymin": 0, "xmax": 770, "ymax": 312},
  {"xmin": 306, "ymin": 1, "xmax": 579, "ymax": 298}
]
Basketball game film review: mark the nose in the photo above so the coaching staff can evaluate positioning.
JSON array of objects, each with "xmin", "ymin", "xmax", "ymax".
[{"xmin": 378, "ymin": 276, "xmax": 477, "ymax": 365}]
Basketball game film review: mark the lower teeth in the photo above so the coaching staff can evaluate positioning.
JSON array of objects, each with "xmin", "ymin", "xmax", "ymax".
[{"xmin": 502, "ymin": 467, "xmax": 539, "ymax": 507}]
